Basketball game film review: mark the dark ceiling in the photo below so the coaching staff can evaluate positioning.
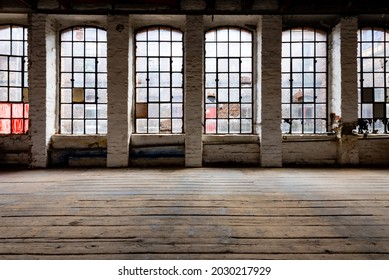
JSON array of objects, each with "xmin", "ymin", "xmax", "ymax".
[{"xmin": 1, "ymin": 0, "xmax": 389, "ymax": 15}]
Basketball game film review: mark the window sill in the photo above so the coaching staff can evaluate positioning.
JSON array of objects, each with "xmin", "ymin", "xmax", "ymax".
[
  {"xmin": 282, "ymin": 134, "xmax": 337, "ymax": 142},
  {"xmin": 357, "ymin": 134, "xmax": 389, "ymax": 140},
  {"xmin": 51, "ymin": 134, "xmax": 107, "ymax": 149},
  {"xmin": 131, "ymin": 134, "xmax": 185, "ymax": 146},
  {"xmin": 202, "ymin": 134, "xmax": 259, "ymax": 144}
]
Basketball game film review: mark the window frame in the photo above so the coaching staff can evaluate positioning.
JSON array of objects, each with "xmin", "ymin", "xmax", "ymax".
[
  {"xmin": 357, "ymin": 27, "xmax": 389, "ymax": 134},
  {"xmin": 204, "ymin": 26, "xmax": 254, "ymax": 135},
  {"xmin": 281, "ymin": 27, "xmax": 329, "ymax": 134},
  {"xmin": 59, "ymin": 25, "xmax": 108, "ymax": 135},
  {"xmin": 134, "ymin": 25, "xmax": 184, "ymax": 134},
  {"xmin": 0, "ymin": 24, "xmax": 29, "ymax": 135}
]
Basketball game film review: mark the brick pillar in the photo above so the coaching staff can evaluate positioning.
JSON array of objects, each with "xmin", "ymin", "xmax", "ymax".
[
  {"xmin": 29, "ymin": 14, "xmax": 57, "ymax": 168},
  {"xmin": 258, "ymin": 15, "xmax": 282, "ymax": 167},
  {"xmin": 330, "ymin": 17, "xmax": 359, "ymax": 165},
  {"xmin": 107, "ymin": 15, "xmax": 131, "ymax": 167},
  {"xmin": 184, "ymin": 15, "xmax": 203, "ymax": 167}
]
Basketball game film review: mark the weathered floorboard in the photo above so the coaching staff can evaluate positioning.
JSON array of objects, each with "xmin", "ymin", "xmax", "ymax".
[{"xmin": 0, "ymin": 167, "xmax": 388, "ymax": 259}]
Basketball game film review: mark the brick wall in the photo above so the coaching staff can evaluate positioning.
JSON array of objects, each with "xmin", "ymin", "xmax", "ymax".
[
  {"xmin": 184, "ymin": 15, "xmax": 204, "ymax": 167},
  {"xmin": 107, "ymin": 15, "xmax": 131, "ymax": 167},
  {"xmin": 258, "ymin": 15, "xmax": 282, "ymax": 167}
]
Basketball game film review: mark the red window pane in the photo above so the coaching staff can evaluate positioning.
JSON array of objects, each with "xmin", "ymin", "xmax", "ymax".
[
  {"xmin": 0, "ymin": 119, "xmax": 11, "ymax": 134},
  {"xmin": 24, "ymin": 103, "xmax": 29, "ymax": 117},
  {"xmin": 12, "ymin": 119, "xmax": 24, "ymax": 134},
  {"xmin": 0, "ymin": 103, "xmax": 11, "ymax": 118},
  {"xmin": 24, "ymin": 119, "xmax": 29, "ymax": 133},
  {"xmin": 12, "ymin": 103, "xmax": 24, "ymax": 118}
]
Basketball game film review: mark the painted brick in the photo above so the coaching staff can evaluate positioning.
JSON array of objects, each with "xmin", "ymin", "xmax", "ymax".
[
  {"xmin": 107, "ymin": 15, "xmax": 131, "ymax": 167},
  {"xmin": 257, "ymin": 15, "xmax": 282, "ymax": 167},
  {"xmin": 184, "ymin": 15, "xmax": 204, "ymax": 167},
  {"xmin": 28, "ymin": 14, "xmax": 57, "ymax": 168}
]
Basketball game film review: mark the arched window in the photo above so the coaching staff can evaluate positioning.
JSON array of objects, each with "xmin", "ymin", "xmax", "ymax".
[
  {"xmin": 204, "ymin": 27, "xmax": 253, "ymax": 134},
  {"xmin": 357, "ymin": 27, "xmax": 389, "ymax": 134},
  {"xmin": 135, "ymin": 26, "xmax": 184, "ymax": 134},
  {"xmin": 281, "ymin": 27, "xmax": 328, "ymax": 134},
  {"xmin": 59, "ymin": 26, "xmax": 107, "ymax": 135},
  {"xmin": 0, "ymin": 25, "xmax": 28, "ymax": 134}
]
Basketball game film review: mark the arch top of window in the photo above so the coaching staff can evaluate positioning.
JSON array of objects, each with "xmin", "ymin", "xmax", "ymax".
[
  {"xmin": 135, "ymin": 26, "xmax": 183, "ymax": 42},
  {"xmin": 205, "ymin": 26, "xmax": 252, "ymax": 42},
  {"xmin": 60, "ymin": 26, "xmax": 107, "ymax": 42},
  {"xmin": 0, "ymin": 24, "xmax": 28, "ymax": 41},
  {"xmin": 358, "ymin": 27, "xmax": 388, "ymax": 42},
  {"xmin": 282, "ymin": 27, "xmax": 327, "ymax": 42}
]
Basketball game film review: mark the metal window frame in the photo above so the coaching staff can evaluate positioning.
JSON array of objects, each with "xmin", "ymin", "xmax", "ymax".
[
  {"xmin": 357, "ymin": 27, "xmax": 389, "ymax": 134},
  {"xmin": 59, "ymin": 26, "xmax": 107, "ymax": 135},
  {"xmin": 0, "ymin": 24, "xmax": 29, "ymax": 135},
  {"xmin": 134, "ymin": 25, "xmax": 184, "ymax": 134},
  {"xmin": 204, "ymin": 26, "xmax": 254, "ymax": 135},
  {"xmin": 281, "ymin": 27, "xmax": 329, "ymax": 134}
]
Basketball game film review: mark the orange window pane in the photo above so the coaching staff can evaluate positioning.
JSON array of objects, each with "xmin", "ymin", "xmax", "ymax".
[
  {"xmin": 12, "ymin": 103, "xmax": 24, "ymax": 118},
  {"xmin": 0, "ymin": 119, "xmax": 11, "ymax": 134},
  {"xmin": 12, "ymin": 119, "xmax": 24, "ymax": 134},
  {"xmin": 0, "ymin": 103, "xmax": 11, "ymax": 118}
]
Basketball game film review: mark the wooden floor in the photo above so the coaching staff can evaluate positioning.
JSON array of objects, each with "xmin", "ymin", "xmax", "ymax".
[{"xmin": 0, "ymin": 167, "xmax": 388, "ymax": 260}]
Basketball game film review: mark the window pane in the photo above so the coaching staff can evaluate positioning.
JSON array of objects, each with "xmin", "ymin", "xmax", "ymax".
[{"xmin": 205, "ymin": 27, "xmax": 253, "ymax": 134}]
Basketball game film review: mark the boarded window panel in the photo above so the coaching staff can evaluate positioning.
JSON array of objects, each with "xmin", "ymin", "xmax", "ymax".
[
  {"xmin": 374, "ymin": 103, "xmax": 385, "ymax": 118},
  {"xmin": 136, "ymin": 103, "xmax": 148, "ymax": 118},
  {"xmin": 72, "ymin": 88, "xmax": 84, "ymax": 103},
  {"xmin": 362, "ymin": 88, "xmax": 374, "ymax": 103}
]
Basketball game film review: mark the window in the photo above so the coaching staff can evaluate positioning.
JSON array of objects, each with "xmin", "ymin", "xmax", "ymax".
[
  {"xmin": 60, "ymin": 26, "xmax": 107, "ymax": 135},
  {"xmin": 0, "ymin": 25, "xmax": 28, "ymax": 135},
  {"xmin": 135, "ymin": 26, "xmax": 184, "ymax": 134},
  {"xmin": 205, "ymin": 27, "xmax": 253, "ymax": 134},
  {"xmin": 357, "ymin": 27, "xmax": 389, "ymax": 134},
  {"xmin": 281, "ymin": 28, "xmax": 328, "ymax": 134}
]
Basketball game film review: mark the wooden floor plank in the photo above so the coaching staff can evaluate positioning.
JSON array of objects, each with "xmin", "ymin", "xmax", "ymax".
[{"xmin": 0, "ymin": 167, "xmax": 388, "ymax": 260}]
